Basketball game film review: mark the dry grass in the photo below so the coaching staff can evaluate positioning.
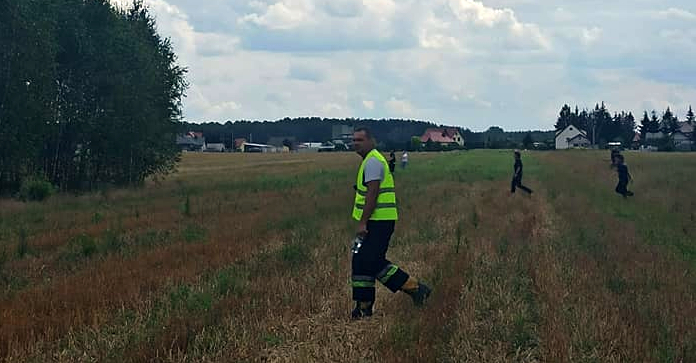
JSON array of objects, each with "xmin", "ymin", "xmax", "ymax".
[{"xmin": 1, "ymin": 150, "xmax": 695, "ymax": 362}]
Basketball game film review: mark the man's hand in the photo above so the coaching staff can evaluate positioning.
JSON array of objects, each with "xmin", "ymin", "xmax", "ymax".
[
  {"xmin": 356, "ymin": 222, "xmax": 368, "ymax": 237},
  {"xmin": 358, "ymin": 180, "xmax": 380, "ymax": 237}
]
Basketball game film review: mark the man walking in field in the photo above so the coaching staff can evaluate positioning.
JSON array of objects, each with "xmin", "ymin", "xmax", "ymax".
[
  {"xmin": 388, "ymin": 150, "xmax": 396, "ymax": 173},
  {"xmin": 610, "ymin": 149, "xmax": 621, "ymax": 169},
  {"xmin": 511, "ymin": 150, "xmax": 533, "ymax": 195},
  {"xmin": 349, "ymin": 127, "xmax": 431, "ymax": 319},
  {"xmin": 615, "ymin": 154, "xmax": 634, "ymax": 198}
]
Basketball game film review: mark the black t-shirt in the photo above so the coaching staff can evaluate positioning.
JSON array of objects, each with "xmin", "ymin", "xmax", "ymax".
[{"xmin": 514, "ymin": 159, "xmax": 523, "ymax": 175}]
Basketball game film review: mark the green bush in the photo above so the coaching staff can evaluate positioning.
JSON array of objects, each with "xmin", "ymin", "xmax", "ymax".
[{"xmin": 19, "ymin": 177, "xmax": 56, "ymax": 202}]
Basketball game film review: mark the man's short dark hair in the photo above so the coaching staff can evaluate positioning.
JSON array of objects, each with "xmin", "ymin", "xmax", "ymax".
[{"xmin": 354, "ymin": 127, "xmax": 374, "ymax": 140}]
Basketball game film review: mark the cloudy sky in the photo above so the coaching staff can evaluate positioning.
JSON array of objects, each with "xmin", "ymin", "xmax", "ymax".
[{"xmin": 112, "ymin": 0, "xmax": 696, "ymax": 131}]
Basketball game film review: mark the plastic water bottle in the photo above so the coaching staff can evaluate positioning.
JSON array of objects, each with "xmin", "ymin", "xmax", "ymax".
[{"xmin": 351, "ymin": 235, "xmax": 364, "ymax": 254}]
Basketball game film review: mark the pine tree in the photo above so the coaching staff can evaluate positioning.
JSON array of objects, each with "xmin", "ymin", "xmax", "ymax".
[
  {"xmin": 639, "ymin": 111, "xmax": 650, "ymax": 142},
  {"xmin": 650, "ymin": 110, "xmax": 661, "ymax": 133},
  {"xmin": 555, "ymin": 104, "xmax": 573, "ymax": 130},
  {"xmin": 623, "ymin": 112, "xmax": 636, "ymax": 146},
  {"xmin": 686, "ymin": 105, "xmax": 695, "ymax": 125},
  {"xmin": 661, "ymin": 107, "xmax": 679, "ymax": 134},
  {"xmin": 687, "ymin": 106, "xmax": 696, "ymax": 146}
]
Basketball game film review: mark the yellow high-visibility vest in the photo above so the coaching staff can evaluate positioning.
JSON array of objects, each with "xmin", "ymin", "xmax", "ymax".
[{"xmin": 352, "ymin": 149, "xmax": 398, "ymax": 221}]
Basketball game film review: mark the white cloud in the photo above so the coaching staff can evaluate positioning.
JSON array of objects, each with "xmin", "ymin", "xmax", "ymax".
[
  {"xmin": 579, "ymin": 27, "xmax": 602, "ymax": 46},
  {"xmin": 449, "ymin": 0, "xmax": 516, "ymax": 27},
  {"xmin": 656, "ymin": 8, "xmax": 696, "ymax": 21},
  {"xmin": 385, "ymin": 97, "xmax": 415, "ymax": 118},
  {"xmin": 321, "ymin": 0, "xmax": 363, "ymax": 18},
  {"xmin": 321, "ymin": 102, "xmax": 344, "ymax": 114},
  {"xmin": 447, "ymin": 0, "xmax": 551, "ymax": 50},
  {"xmin": 239, "ymin": 0, "xmax": 314, "ymax": 30},
  {"xmin": 288, "ymin": 63, "xmax": 325, "ymax": 82},
  {"xmin": 212, "ymin": 101, "xmax": 242, "ymax": 112},
  {"xmin": 196, "ymin": 33, "xmax": 240, "ymax": 57},
  {"xmin": 125, "ymin": 0, "xmax": 696, "ymax": 131}
]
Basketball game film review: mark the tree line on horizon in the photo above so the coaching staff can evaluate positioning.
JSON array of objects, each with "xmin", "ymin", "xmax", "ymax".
[{"xmin": 555, "ymin": 102, "xmax": 696, "ymax": 148}]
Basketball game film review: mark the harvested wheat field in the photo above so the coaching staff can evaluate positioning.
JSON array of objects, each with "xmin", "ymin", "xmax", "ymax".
[{"xmin": 1, "ymin": 150, "xmax": 695, "ymax": 362}]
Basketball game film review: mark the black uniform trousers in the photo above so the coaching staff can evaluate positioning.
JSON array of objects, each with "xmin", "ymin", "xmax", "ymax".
[
  {"xmin": 351, "ymin": 220, "xmax": 410, "ymax": 302},
  {"xmin": 511, "ymin": 174, "xmax": 532, "ymax": 194}
]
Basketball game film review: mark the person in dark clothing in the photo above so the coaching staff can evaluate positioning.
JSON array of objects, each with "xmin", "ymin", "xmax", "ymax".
[
  {"xmin": 610, "ymin": 149, "xmax": 621, "ymax": 169},
  {"xmin": 511, "ymin": 150, "xmax": 533, "ymax": 194},
  {"xmin": 615, "ymin": 154, "xmax": 634, "ymax": 197},
  {"xmin": 388, "ymin": 150, "xmax": 396, "ymax": 173}
]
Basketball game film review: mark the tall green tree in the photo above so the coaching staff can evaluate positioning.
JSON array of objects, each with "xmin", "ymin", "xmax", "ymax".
[
  {"xmin": 686, "ymin": 105, "xmax": 695, "ymax": 125},
  {"xmin": 650, "ymin": 111, "xmax": 661, "ymax": 133},
  {"xmin": 555, "ymin": 104, "xmax": 573, "ymax": 130},
  {"xmin": 0, "ymin": 0, "xmax": 59, "ymax": 190},
  {"xmin": 0, "ymin": 0, "xmax": 187, "ymax": 193},
  {"xmin": 621, "ymin": 112, "xmax": 636, "ymax": 145},
  {"xmin": 639, "ymin": 111, "xmax": 651, "ymax": 142},
  {"xmin": 587, "ymin": 102, "xmax": 612, "ymax": 145},
  {"xmin": 661, "ymin": 107, "xmax": 679, "ymax": 134},
  {"xmin": 688, "ymin": 106, "xmax": 696, "ymax": 147}
]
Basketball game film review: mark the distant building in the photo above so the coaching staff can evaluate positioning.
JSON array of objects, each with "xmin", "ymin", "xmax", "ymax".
[
  {"xmin": 332, "ymin": 125, "xmax": 354, "ymax": 149},
  {"xmin": 297, "ymin": 142, "xmax": 323, "ymax": 153},
  {"xmin": 673, "ymin": 131, "xmax": 693, "ymax": 150},
  {"xmin": 643, "ymin": 122, "xmax": 693, "ymax": 150},
  {"xmin": 239, "ymin": 142, "xmax": 283, "ymax": 153},
  {"xmin": 631, "ymin": 132, "xmax": 641, "ymax": 149},
  {"xmin": 267, "ymin": 136, "xmax": 297, "ymax": 150},
  {"xmin": 555, "ymin": 125, "xmax": 589, "ymax": 149},
  {"xmin": 204, "ymin": 143, "xmax": 226, "ymax": 152},
  {"xmin": 645, "ymin": 131, "xmax": 663, "ymax": 142},
  {"xmin": 420, "ymin": 128, "xmax": 465, "ymax": 147},
  {"xmin": 177, "ymin": 132, "xmax": 205, "ymax": 151},
  {"xmin": 234, "ymin": 138, "xmax": 247, "ymax": 152},
  {"xmin": 678, "ymin": 121, "xmax": 694, "ymax": 135}
]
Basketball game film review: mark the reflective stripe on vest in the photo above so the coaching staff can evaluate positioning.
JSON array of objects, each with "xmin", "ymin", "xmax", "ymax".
[
  {"xmin": 352, "ymin": 149, "xmax": 398, "ymax": 221},
  {"xmin": 356, "ymin": 187, "xmax": 395, "ymax": 196}
]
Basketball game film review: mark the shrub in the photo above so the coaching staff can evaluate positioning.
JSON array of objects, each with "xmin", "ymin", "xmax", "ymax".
[{"xmin": 19, "ymin": 177, "xmax": 56, "ymax": 202}]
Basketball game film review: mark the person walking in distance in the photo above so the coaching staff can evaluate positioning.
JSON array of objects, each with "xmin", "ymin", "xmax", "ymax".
[
  {"xmin": 401, "ymin": 150, "xmax": 409, "ymax": 169},
  {"xmin": 388, "ymin": 150, "xmax": 396, "ymax": 173},
  {"xmin": 615, "ymin": 154, "xmax": 634, "ymax": 198},
  {"xmin": 350, "ymin": 127, "xmax": 431, "ymax": 320},
  {"xmin": 511, "ymin": 150, "xmax": 533, "ymax": 195}
]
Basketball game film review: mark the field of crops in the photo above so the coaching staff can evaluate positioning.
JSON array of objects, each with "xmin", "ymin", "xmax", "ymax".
[{"xmin": 1, "ymin": 150, "xmax": 695, "ymax": 362}]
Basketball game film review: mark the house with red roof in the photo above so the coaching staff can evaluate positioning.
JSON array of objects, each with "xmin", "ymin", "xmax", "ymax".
[{"xmin": 420, "ymin": 128, "xmax": 465, "ymax": 147}]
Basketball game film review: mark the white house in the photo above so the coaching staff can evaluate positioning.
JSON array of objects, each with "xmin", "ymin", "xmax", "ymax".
[
  {"xmin": 645, "ymin": 132, "xmax": 664, "ymax": 141},
  {"xmin": 673, "ymin": 131, "xmax": 693, "ymax": 150},
  {"xmin": 240, "ymin": 142, "xmax": 281, "ymax": 153},
  {"xmin": 204, "ymin": 143, "xmax": 226, "ymax": 152},
  {"xmin": 678, "ymin": 121, "xmax": 694, "ymax": 135},
  {"xmin": 555, "ymin": 125, "xmax": 589, "ymax": 149}
]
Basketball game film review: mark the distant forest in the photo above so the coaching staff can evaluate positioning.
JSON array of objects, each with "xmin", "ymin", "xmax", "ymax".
[{"xmin": 179, "ymin": 118, "xmax": 555, "ymax": 151}]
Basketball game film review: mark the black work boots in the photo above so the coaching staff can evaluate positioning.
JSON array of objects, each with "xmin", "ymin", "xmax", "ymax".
[
  {"xmin": 351, "ymin": 301, "xmax": 373, "ymax": 320},
  {"xmin": 406, "ymin": 282, "xmax": 432, "ymax": 306},
  {"xmin": 351, "ymin": 283, "xmax": 432, "ymax": 320}
]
